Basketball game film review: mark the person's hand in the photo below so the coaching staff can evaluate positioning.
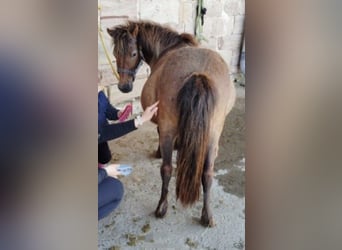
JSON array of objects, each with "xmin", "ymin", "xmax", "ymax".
[
  {"xmin": 141, "ymin": 101, "xmax": 159, "ymax": 123},
  {"xmin": 118, "ymin": 104, "xmax": 133, "ymax": 122},
  {"xmin": 104, "ymin": 164, "xmax": 120, "ymax": 178}
]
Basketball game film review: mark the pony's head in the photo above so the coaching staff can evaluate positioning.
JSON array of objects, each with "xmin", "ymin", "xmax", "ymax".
[{"xmin": 107, "ymin": 23, "xmax": 142, "ymax": 93}]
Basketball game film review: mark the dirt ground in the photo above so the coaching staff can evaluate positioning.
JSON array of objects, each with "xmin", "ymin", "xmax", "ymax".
[{"xmin": 98, "ymin": 87, "xmax": 245, "ymax": 250}]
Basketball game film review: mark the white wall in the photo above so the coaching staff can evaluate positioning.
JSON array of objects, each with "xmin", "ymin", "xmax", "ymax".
[{"xmin": 98, "ymin": 0, "xmax": 245, "ymax": 87}]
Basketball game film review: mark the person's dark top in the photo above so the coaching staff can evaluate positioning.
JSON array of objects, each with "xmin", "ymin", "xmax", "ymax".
[
  {"xmin": 98, "ymin": 91, "xmax": 137, "ymax": 182},
  {"xmin": 98, "ymin": 91, "xmax": 137, "ymax": 143}
]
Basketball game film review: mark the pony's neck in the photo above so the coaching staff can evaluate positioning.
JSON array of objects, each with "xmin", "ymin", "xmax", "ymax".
[{"xmin": 137, "ymin": 24, "xmax": 194, "ymax": 68}]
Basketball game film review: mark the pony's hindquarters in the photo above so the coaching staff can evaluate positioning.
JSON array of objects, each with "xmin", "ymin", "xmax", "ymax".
[{"xmin": 176, "ymin": 73, "xmax": 216, "ymax": 206}]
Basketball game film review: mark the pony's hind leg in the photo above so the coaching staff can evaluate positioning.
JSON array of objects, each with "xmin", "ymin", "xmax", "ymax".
[
  {"xmin": 155, "ymin": 134, "xmax": 173, "ymax": 218},
  {"xmin": 200, "ymin": 145, "xmax": 218, "ymax": 227}
]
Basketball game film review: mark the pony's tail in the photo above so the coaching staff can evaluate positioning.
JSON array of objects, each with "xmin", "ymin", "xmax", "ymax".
[{"xmin": 176, "ymin": 73, "xmax": 215, "ymax": 206}]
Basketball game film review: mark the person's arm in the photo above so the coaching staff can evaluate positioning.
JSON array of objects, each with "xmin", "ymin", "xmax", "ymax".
[
  {"xmin": 98, "ymin": 119, "xmax": 137, "ymax": 143},
  {"xmin": 99, "ymin": 91, "xmax": 120, "ymax": 121},
  {"xmin": 98, "ymin": 100, "xmax": 159, "ymax": 143},
  {"xmin": 105, "ymin": 102, "xmax": 120, "ymax": 121}
]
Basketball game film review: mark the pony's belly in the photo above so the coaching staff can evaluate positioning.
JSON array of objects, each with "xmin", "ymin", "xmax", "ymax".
[{"xmin": 141, "ymin": 76, "xmax": 158, "ymax": 110}]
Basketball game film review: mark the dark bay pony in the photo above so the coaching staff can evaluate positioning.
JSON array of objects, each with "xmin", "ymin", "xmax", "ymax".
[{"xmin": 107, "ymin": 21, "xmax": 236, "ymax": 227}]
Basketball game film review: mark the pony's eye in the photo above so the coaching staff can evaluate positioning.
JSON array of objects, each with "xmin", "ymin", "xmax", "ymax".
[{"xmin": 131, "ymin": 52, "xmax": 137, "ymax": 57}]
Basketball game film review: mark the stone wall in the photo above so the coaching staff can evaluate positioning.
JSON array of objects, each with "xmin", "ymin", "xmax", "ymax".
[{"xmin": 98, "ymin": 0, "xmax": 245, "ymax": 88}]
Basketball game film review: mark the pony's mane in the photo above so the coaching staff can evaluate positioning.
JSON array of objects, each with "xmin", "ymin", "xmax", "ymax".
[
  {"xmin": 128, "ymin": 20, "xmax": 198, "ymax": 46},
  {"xmin": 109, "ymin": 20, "xmax": 198, "ymax": 60}
]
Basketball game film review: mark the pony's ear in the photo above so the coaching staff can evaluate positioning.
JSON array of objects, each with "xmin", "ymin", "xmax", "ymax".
[
  {"xmin": 131, "ymin": 24, "xmax": 139, "ymax": 38},
  {"xmin": 107, "ymin": 27, "xmax": 129, "ymax": 39},
  {"xmin": 107, "ymin": 28, "xmax": 115, "ymax": 37}
]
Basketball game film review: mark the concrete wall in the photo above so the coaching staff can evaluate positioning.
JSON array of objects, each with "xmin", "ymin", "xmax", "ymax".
[{"xmin": 98, "ymin": 0, "xmax": 245, "ymax": 91}]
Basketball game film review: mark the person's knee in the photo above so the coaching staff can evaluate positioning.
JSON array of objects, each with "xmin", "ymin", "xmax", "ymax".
[
  {"xmin": 98, "ymin": 178, "xmax": 124, "ymax": 220},
  {"xmin": 108, "ymin": 177, "xmax": 124, "ymax": 201},
  {"xmin": 116, "ymin": 178, "xmax": 124, "ymax": 200}
]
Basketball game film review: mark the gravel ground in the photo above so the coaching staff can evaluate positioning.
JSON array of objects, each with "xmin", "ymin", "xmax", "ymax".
[{"xmin": 98, "ymin": 87, "xmax": 245, "ymax": 250}]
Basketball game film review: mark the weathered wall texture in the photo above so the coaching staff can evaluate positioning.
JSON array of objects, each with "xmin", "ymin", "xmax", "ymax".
[{"xmin": 98, "ymin": 0, "xmax": 245, "ymax": 87}]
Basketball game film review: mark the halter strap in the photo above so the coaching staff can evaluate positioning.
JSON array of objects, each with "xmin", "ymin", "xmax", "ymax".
[
  {"xmin": 117, "ymin": 58, "xmax": 143, "ymax": 77},
  {"xmin": 117, "ymin": 45, "xmax": 145, "ymax": 77}
]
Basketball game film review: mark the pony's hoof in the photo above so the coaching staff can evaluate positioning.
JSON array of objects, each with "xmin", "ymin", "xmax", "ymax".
[
  {"xmin": 155, "ymin": 207, "xmax": 167, "ymax": 218},
  {"xmin": 155, "ymin": 209, "xmax": 166, "ymax": 218},
  {"xmin": 200, "ymin": 216, "xmax": 215, "ymax": 227},
  {"xmin": 155, "ymin": 202, "xmax": 168, "ymax": 218}
]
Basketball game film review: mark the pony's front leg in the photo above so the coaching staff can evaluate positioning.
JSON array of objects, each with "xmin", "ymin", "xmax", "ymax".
[
  {"xmin": 155, "ymin": 135, "xmax": 173, "ymax": 218},
  {"xmin": 155, "ymin": 126, "xmax": 161, "ymax": 158},
  {"xmin": 200, "ymin": 146, "xmax": 217, "ymax": 227}
]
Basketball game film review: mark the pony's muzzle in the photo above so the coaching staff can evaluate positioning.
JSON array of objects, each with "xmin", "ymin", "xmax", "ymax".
[{"xmin": 118, "ymin": 81, "xmax": 133, "ymax": 93}]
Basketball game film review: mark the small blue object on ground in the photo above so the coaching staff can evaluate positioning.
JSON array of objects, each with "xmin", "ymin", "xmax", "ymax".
[{"xmin": 117, "ymin": 164, "xmax": 133, "ymax": 176}]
